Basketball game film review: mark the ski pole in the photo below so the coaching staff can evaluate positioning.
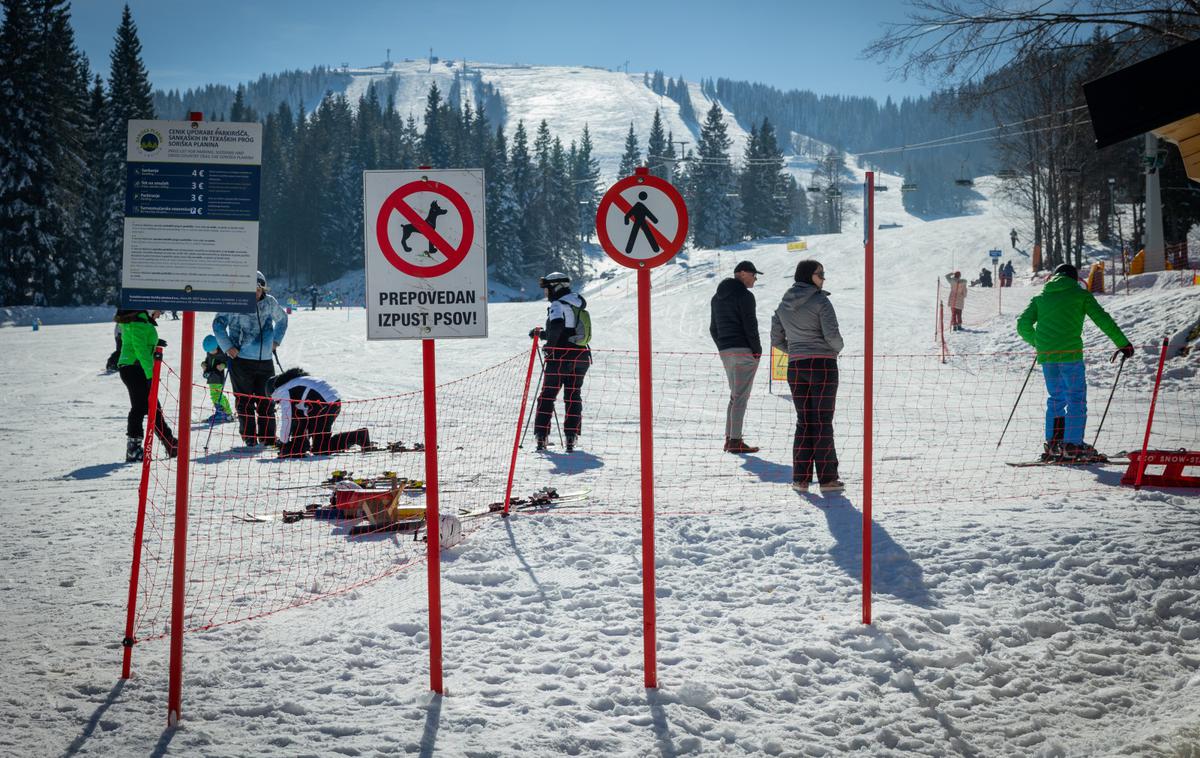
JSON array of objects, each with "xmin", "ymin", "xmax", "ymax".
[
  {"xmin": 536, "ymin": 349, "xmax": 565, "ymax": 448},
  {"xmin": 1092, "ymin": 354, "xmax": 1126, "ymax": 448},
  {"xmin": 273, "ymin": 347, "xmax": 284, "ymax": 372},
  {"xmin": 997, "ymin": 355, "xmax": 1038, "ymax": 449},
  {"xmin": 519, "ymin": 358, "xmax": 547, "ymax": 448}
]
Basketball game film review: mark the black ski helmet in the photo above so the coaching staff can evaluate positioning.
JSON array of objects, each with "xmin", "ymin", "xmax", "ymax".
[{"xmin": 538, "ymin": 272, "xmax": 570, "ymax": 295}]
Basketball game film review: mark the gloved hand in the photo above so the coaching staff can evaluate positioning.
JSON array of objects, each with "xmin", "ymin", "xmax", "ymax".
[
  {"xmin": 1112, "ymin": 343, "xmax": 1134, "ymax": 362},
  {"xmin": 157, "ymin": 338, "xmax": 168, "ymax": 347},
  {"xmin": 529, "ymin": 327, "xmax": 543, "ymax": 339}
]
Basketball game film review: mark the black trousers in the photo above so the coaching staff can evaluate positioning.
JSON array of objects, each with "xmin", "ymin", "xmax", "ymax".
[
  {"xmin": 534, "ymin": 351, "xmax": 590, "ymax": 439},
  {"xmin": 786, "ymin": 358, "xmax": 839, "ymax": 484},
  {"xmin": 229, "ymin": 358, "xmax": 277, "ymax": 445},
  {"xmin": 119, "ymin": 364, "xmax": 175, "ymax": 446},
  {"xmin": 279, "ymin": 402, "xmax": 370, "ymax": 458}
]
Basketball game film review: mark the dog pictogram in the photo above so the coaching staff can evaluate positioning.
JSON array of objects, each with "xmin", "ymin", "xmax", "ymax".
[{"xmin": 401, "ymin": 200, "xmax": 448, "ymax": 257}]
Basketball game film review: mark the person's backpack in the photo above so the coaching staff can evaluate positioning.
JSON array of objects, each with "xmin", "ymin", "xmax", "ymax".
[{"xmin": 568, "ymin": 303, "xmax": 591, "ymax": 347}]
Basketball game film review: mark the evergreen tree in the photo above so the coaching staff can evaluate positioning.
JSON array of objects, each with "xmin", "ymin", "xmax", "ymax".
[
  {"xmin": 421, "ymin": 82, "xmax": 448, "ymax": 167},
  {"xmin": 76, "ymin": 73, "xmax": 111, "ymax": 302},
  {"xmin": 229, "ymin": 83, "xmax": 257, "ymax": 122},
  {"xmin": 0, "ymin": 0, "xmax": 51, "ymax": 304},
  {"xmin": 572, "ymin": 125, "xmax": 602, "ymax": 243},
  {"xmin": 488, "ymin": 125, "xmax": 523, "ymax": 286},
  {"xmin": 688, "ymin": 102, "xmax": 740, "ymax": 248},
  {"xmin": 646, "ymin": 109, "xmax": 670, "ymax": 181},
  {"xmin": 101, "ymin": 4, "xmax": 155, "ymax": 299},
  {"xmin": 618, "ymin": 121, "xmax": 641, "ymax": 177},
  {"xmin": 739, "ymin": 117, "xmax": 789, "ymax": 239}
]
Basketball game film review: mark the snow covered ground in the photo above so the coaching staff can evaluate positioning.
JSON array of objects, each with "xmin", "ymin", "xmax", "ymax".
[{"xmin": 2, "ymin": 174, "xmax": 1199, "ymax": 756}]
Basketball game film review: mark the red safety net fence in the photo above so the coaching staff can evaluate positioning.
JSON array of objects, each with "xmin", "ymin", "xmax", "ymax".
[{"xmin": 126, "ymin": 342, "xmax": 1197, "ymax": 649}]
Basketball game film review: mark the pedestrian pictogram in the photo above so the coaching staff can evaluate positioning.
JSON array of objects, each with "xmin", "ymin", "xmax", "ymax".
[
  {"xmin": 376, "ymin": 180, "xmax": 474, "ymax": 278},
  {"xmin": 596, "ymin": 167, "xmax": 688, "ymax": 269}
]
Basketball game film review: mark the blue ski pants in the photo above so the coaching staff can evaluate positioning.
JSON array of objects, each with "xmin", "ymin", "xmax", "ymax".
[{"xmin": 1041, "ymin": 361, "xmax": 1087, "ymax": 444}]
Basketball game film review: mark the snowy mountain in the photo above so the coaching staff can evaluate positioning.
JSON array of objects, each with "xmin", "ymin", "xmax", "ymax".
[{"xmin": 342, "ymin": 60, "xmax": 752, "ymax": 181}]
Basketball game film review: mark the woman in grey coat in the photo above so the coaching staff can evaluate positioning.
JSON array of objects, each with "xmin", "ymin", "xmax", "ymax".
[{"xmin": 770, "ymin": 259, "xmax": 844, "ymax": 494}]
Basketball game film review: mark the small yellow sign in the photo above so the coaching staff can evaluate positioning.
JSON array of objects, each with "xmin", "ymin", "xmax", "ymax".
[
  {"xmin": 787, "ymin": 240, "xmax": 808, "ymax": 252},
  {"xmin": 771, "ymin": 347, "xmax": 788, "ymax": 381}
]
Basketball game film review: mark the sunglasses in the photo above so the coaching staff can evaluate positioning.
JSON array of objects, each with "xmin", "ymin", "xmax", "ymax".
[{"xmin": 816, "ymin": 271, "xmax": 826, "ymax": 279}]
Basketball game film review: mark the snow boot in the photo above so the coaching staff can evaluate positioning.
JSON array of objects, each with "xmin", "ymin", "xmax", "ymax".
[
  {"xmin": 724, "ymin": 438, "xmax": 759, "ymax": 454},
  {"xmin": 565, "ymin": 434, "xmax": 576, "ymax": 452},
  {"xmin": 819, "ymin": 480, "xmax": 845, "ymax": 494},
  {"xmin": 125, "ymin": 436, "xmax": 143, "ymax": 463},
  {"xmin": 791, "ymin": 480, "xmax": 811, "ymax": 493},
  {"xmin": 535, "ymin": 435, "xmax": 548, "ymax": 451}
]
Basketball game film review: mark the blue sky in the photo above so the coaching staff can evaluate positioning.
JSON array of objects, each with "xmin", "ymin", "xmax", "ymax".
[{"xmin": 70, "ymin": 0, "xmax": 932, "ymax": 102}]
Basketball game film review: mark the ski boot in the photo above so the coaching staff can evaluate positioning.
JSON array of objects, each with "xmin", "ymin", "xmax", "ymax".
[
  {"xmin": 1061, "ymin": 442, "xmax": 1107, "ymax": 463},
  {"xmin": 1040, "ymin": 441, "xmax": 1064, "ymax": 462},
  {"xmin": 126, "ymin": 436, "xmax": 143, "ymax": 463}
]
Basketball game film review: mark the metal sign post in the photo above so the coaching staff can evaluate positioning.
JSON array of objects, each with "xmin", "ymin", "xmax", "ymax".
[
  {"xmin": 363, "ymin": 168, "xmax": 487, "ymax": 694},
  {"xmin": 595, "ymin": 167, "xmax": 688, "ymax": 688}
]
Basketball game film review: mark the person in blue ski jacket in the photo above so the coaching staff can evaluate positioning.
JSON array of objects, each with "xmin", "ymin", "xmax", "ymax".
[{"xmin": 212, "ymin": 271, "xmax": 289, "ymax": 446}]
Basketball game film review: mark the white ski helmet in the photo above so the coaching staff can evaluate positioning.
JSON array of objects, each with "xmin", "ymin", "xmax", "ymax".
[
  {"xmin": 437, "ymin": 514, "xmax": 464, "ymax": 549},
  {"xmin": 538, "ymin": 272, "xmax": 570, "ymax": 295}
]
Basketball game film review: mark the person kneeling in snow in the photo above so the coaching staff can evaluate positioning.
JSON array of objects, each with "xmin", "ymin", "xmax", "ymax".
[{"xmin": 268, "ymin": 368, "xmax": 372, "ymax": 459}]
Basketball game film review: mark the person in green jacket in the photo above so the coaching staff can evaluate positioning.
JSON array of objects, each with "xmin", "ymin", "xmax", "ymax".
[
  {"xmin": 115, "ymin": 310, "xmax": 178, "ymax": 463},
  {"xmin": 1016, "ymin": 263, "xmax": 1133, "ymax": 462}
]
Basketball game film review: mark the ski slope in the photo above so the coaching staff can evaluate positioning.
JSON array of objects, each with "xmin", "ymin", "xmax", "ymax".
[
  {"xmin": 1, "ymin": 175, "xmax": 1199, "ymax": 756},
  {"xmin": 341, "ymin": 60, "xmax": 750, "ymax": 181}
]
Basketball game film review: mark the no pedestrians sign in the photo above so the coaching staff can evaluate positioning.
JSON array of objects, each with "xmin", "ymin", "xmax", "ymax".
[
  {"xmin": 596, "ymin": 167, "xmax": 688, "ymax": 269},
  {"xmin": 364, "ymin": 169, "xmax": 487, "ymax": 340}
]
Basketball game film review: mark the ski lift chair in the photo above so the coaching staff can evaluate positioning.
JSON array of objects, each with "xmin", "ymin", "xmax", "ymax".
[
  {"xmin": 901, "ymin": 181, "xmax": 918, "ymax": 192},
  {"xmin": 997, "ymin": 168, "xmax": 1019, "ymax": 180}
]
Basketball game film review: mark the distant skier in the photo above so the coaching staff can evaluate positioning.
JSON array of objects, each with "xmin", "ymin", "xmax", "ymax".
[
  {"xmin": 945, "ymin": 271, "xmax": 967, "ymax": 331},
  {"xmin": 771, "ymin": 259, "xmax": 844, "ymax": 494},
  {"xmin": 1001, "ymin": 260, "xmax": 1015, "ymax": 287},
  {"xmin": 1010, "ymin": 228, "xmax": 1019, "ymax": 249},
  {"xmin": 709, "ymin": 260, "xmax": 764, "ymax": 453},
  {"xmin": 530, "ymin": 272, "xmax": 591, "ymax": 452},
  {"xmin": 212, "ymin": 271, "xmax": 289, "ymax": 447},
  {"xmin": 200, "ymin": 335, "xmax": 234, "ymax": 424},
  {"xmin": 114, "ymin": 309, "xmax": 177, "ymax": 462},
  {"xmin": 1017, "ymin": 263, "xmax": 1134, "ymax": 462},
  {"xmin": 267, "ymin": 368, "xmax": 372, "ymax": 459}
]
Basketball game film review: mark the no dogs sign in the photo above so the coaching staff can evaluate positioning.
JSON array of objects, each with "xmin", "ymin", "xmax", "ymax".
[
  {"xmin": 364, "ymin": 169, "xmax": 487, "ymax": 340},
  {"xmin": 596, "ymin": 167, "xmax": 688, "ymax": 269}
]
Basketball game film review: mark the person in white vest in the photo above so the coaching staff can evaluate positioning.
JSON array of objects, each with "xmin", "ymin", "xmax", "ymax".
[{"xmin": 267, "ymin": 368, "xmax": 372, "ymax": 459}]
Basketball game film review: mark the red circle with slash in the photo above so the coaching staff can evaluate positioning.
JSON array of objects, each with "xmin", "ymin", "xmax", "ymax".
[
  {"xmin": 376, "ymin": 180, "xmax": 474, "ymax": 278},
  {"xmin": 595, "ymin": 169, "xmax": 689, "ymax": 269}
]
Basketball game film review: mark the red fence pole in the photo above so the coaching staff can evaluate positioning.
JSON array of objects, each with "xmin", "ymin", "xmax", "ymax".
[
  {"xmin": 422, "ymin": 338, "xmax": 444, "ymax": 693},
  {"xmin": 1135, "ymin": 338, "xmax": 1169, "ymax": 489},
  {"xmin": 167, "ymin": 311, "xmax": 195, "ymax": 726},
  {"xmin": 637, "ymin": 267, "xmax": 657, "ymax": 688},
  {"xmin": 503, "ymin": 335, "xmax": 540, "ymax": 516},
  {"xmin": 121, "ymin": 343, "xmax": 164, "ymax": 679},
  {"xmin": 863, "ymin": 172, "xmax": 874, "ymax": 626}
]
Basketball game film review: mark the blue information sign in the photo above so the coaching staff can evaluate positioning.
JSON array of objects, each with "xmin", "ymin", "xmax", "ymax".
[{"xmin": 989, "ymin": 249, "xmax": 1003, "ymax": 258}]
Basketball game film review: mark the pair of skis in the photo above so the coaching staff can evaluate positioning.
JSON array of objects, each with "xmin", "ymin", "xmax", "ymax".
[
  {"xmin": 345, "ymin": 487, "xmax": 592, "ymax": 538},
  {"xmin": 1005, "ymin": 451, "xmax": 1130, "ymax": 468}
]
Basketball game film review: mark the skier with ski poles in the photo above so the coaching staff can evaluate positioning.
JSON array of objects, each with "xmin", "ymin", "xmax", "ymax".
[
  {"xmin": 1016, "ymin": 263, "xmax": 1134, "ymax": 463},
  {"xmin": 212, "ymin": 271, "xmax": 289, "ymax": 447},
  {"xmin": 530, "ymin": 272, "xmax": 591, "ymax": 452},
  {"xmin": 200, "ymin": 335, "xmax": 234, "ymax": 424}
]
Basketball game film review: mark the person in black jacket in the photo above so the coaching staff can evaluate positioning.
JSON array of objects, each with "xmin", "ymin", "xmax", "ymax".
[
  {"xmin": 530, "ymin": 272, "xmax": 591, "ymax": 452},
  {"xmin": 709, "ymin": 260, "xmax": 764, "ymax": 453}
]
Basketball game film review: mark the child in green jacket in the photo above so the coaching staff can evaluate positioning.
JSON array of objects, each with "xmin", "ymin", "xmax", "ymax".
[
  {"xmin": 201, "ymin": 335, "xmax": 234, "ymax": 423},
  {"xmin": 115, "ymin": 310, "xmax": 178, "ymax": 462}
]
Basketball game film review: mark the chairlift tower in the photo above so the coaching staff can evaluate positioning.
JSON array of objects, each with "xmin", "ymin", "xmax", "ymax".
[{"xmin": 1143, "ymin": 133, "xmax": 1166, "ymax": 271}]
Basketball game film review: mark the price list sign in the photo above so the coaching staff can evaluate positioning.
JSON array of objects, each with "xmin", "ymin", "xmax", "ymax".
[{"xmin": 120, "ymin": 119, "xmax": 263, "ymax": 312}]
